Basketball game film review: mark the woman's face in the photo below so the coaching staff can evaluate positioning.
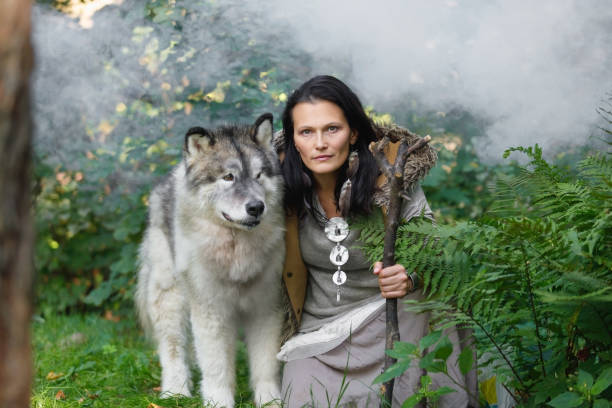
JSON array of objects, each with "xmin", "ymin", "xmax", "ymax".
[{"xmin": 292, "ymin": 99, "xmax": 357, "ymax": 182}]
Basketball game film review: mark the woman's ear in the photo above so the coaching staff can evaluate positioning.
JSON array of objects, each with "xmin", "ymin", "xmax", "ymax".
[{"xmin": 350, "ymin": 130, "xmax": 358, "ymax": 145}]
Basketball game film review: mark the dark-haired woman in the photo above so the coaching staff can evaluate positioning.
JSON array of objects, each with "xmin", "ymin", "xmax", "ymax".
[{"xmin": 276, "ymin": 75, "xmax": 477, "ymax": 408}]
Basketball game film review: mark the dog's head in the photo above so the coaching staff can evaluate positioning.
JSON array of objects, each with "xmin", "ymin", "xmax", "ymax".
[{"xmin": 182, "ymin": 113, "xmax": 282, "ymax": 230}]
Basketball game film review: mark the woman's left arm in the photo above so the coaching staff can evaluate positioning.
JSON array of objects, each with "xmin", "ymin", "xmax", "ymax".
[{"xmin": 373, "ymin": 262, "xmax": 415, "ymax": 298}]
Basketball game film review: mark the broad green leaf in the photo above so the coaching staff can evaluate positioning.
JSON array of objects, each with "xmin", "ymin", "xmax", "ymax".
[
  {"xmin": 576, "ymin": 370, "xmax": 593, "ymax": 393},
  {"xmin": 419, "ymin": 330, "xmax": 442, "ymax": 351},
  {"xmin": 385, "ymin": 349, "xmax": 406, "ymax": 359},
  {"xmin": 433, "ymin": 336, "xmax": 453, "ymax": 361},
  {"xmin": 419, "ymin": 352, "xmax": 445, "ymax": 373},
  {"xmin": 594, "ymin": 399, "xmax": 610, "ymax": 408},
  {"xmin": 547, "ymin": 392, "xmax": 583, "ymax": 408},
  {"xmin": 394, "ymin": 341, "xmax": 419, "ymax": 355},
  {"xmin": 373, "ymin": 360, "xmax": 411, "ymax": 384},
  {"xmin": 458, "ymin": 347, "xmax": 474, "ymax": 376},
  {"xmin": 386, "ymin": 342, "xmax": 418, "ymax": 360},
  {"xmin": 592, "ymin": 368, "xmax": 612, "ymax": 396}
]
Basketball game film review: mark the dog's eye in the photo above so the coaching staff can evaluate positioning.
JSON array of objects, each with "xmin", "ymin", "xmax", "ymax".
[
  {"xmin": 255, "ymin": 172, "xmax": 262, "ymax": 180},
  {"xmin": 222, "ymin": 173, "xmax": 234, "ymax": 182}
]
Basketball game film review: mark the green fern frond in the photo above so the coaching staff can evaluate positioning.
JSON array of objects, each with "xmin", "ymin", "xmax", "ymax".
[{"xmin": 359, "ymin": 143, "xmax": 612, "ymax": 404}]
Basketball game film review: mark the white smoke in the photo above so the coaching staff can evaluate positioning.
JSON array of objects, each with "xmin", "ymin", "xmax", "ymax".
[
  {"xmin": 256, "ymin": 0, "xmax": 612, "ymax": 159},
  {"xmin": 32, "ymin": 0, "xmax": 612, "ymax": 163}
]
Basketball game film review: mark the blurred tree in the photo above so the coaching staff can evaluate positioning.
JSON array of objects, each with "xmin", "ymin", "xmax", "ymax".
[{"xmin": 0, "ymin": 0, "xmax": 34, "ymax": 406}]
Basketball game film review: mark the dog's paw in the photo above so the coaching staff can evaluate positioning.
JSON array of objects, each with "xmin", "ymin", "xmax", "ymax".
[
  {"xmin": 258, "ymin": 399, "xmax": 283, "ymax": 408},
  {"xmin": 160, "ymin": 377, "xmax": 192, "ymax": 398},
  {"xmin": 159, "ymin": 388, "xmax": 192, "ymax": 399},
  {"xmin": 254, "ymin": 381, "xmax": 282, "ymax": 408},
  {"xmin": 202, "ymin": 388, "xmax": 234, "ymax": 408}
]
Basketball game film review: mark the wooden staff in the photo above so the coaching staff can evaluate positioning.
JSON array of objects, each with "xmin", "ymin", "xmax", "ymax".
[{"xmin": 371, "ymin": 134, "xmax": 432, "ymax": 407}]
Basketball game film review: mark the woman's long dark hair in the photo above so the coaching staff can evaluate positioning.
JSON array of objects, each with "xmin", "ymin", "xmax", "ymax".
[{"xmin": 281, "ymin": 75, "xmax": 378, "ymax": 218}]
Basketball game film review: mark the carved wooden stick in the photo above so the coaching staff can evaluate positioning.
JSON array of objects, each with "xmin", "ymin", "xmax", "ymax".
[{"xmin": 371, "ymin": 135, "xmax": 431, "ymax": 407}]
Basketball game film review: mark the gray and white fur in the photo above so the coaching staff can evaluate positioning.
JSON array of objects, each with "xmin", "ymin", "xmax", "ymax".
[{"xmin": 136, "ymin": 113, "xmax": 285, "ymax": 407}]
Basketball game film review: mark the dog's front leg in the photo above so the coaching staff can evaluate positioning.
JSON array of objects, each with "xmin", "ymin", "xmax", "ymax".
[
  {"xmin": 244, "ymin": 308, "xmax": 283, "ymax": 406},
  {"xmin": 191, "ymin": 304, "xmax": 237, "ymax": 408},
  {"xmin": 153, "ymin": 286, "xmax": 192, "ymax": 397}
]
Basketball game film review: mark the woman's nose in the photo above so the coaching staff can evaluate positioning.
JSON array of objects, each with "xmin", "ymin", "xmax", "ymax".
[{"xmin": 314, "ymin": 133, "xmax": 327, "ymax": 149}]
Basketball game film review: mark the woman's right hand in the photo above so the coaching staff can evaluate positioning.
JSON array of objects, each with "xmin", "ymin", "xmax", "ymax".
[{"xmin": 373, "ymin": 261, "xmax": 413, "ymax": 298}]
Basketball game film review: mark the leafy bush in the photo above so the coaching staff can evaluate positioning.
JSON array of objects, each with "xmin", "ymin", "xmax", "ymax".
[
  {"xmin": 34, "ymin": 137, "xmax": 173, "ymax": 316},
  {"xmin": 359, "ymin": 144, "xmax": 612, "ymax": 407}
]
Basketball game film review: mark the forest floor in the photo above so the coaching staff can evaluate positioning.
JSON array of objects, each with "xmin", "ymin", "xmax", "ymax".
[{"xmin": 31, "ymin": 313, "xmax": 257, "ymax": 408}]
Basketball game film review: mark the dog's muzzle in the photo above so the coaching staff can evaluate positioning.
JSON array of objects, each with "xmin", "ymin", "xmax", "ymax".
[{"xmin": 222, "ymin": 201, "xmax": 265, "ymax": 229}]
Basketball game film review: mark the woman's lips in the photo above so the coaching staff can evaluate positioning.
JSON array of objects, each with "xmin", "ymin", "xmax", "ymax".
[{"xmin": 313, "ymin": 154, "xmax": 332, "ymax": 161}]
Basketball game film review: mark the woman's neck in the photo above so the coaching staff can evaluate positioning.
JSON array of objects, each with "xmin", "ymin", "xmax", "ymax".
[{"xmin": 314, "ymin": 173, "xmax": 341, "ymax": 219}]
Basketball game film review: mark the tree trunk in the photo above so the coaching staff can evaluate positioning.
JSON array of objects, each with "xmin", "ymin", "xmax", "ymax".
[{"xmin": 0, "ymin": 0, "xmax": 35, "ymax": 406}]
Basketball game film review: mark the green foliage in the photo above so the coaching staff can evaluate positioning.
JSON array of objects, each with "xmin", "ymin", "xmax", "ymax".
[
  {"xmin": 34, "ymin": 137, "xmax": 171, "ymax": 316},
  {"xmin": 359, "ymin": 144, "xmax": 612, "ymax": 406},
  {"xmin": 373, "ymin": 332, "xmax": 474, "ymax": 408}
]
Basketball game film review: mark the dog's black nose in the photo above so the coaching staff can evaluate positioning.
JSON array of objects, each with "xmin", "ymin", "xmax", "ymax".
[{"xmin": 245, "ymin": 200, "xmax": 265, "ymax": 217}]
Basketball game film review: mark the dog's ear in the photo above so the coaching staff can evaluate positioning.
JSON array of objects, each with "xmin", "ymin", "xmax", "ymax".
[
  {"xmin": 184, "ymin": 127, "xmax": 215, "ymax": 155},
  {"xmin": 251, "ymin": 113, "xmax": 273, "ymax": 147}
]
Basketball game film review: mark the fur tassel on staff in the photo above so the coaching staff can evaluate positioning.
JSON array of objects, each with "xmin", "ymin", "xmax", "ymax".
[{"xmin": 370, "ymin": 128, "xmax": 434, "ymax": 408}]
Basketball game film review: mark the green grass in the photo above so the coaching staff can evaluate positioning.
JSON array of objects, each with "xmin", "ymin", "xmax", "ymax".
[{"xmin": 32, "ymin": 313, "xmax": 256, "ymax": 408}]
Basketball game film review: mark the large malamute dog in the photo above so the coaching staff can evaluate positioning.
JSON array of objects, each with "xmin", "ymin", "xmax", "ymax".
[{"xmin": 136, "ymin": 113, "xmax": 285, "ymax": 407}]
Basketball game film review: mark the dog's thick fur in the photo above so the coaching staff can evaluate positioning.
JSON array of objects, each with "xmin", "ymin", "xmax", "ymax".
[{"xmin": 136, "ymin": 113, "xmax": 285, "ymax": 407}]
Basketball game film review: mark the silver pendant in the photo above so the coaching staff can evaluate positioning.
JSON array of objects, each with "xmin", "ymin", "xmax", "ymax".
[
  {"xmin": 325, "ymin": 217, "xmax": 349, "ymax": 242},
  {"xmin": 332, "ymin": 270, "xmax": 347, "ymax": 285},
  {"xmin": 325, "ymin": 217, "xmax": 350, "ymax": 303},
  {"xmin": 329, "ymin": 244, "xmax": 349, "ymax": 266}
]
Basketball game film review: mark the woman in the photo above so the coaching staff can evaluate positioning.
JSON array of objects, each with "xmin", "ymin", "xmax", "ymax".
[{"xmin": 277, "ymin": 75, "xmax": 477, "ymax": 407}]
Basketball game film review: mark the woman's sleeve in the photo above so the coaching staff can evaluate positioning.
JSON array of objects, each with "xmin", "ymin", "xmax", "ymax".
[{"xmin": 400, "ymin": 182, "xmax": 435, "ymax": 223}]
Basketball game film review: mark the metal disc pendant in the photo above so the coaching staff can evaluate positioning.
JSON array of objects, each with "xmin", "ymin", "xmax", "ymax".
[
  {"xmin": 330, "ymin": 245, "xmax": 349, "ymax": 266},
  {"xmin": 332, "ymin": 270, "xmax": 347, "ymax": 285},
  {"xmin": 325, "ymin": 217, "xmax": 349, "ymax": 242}
]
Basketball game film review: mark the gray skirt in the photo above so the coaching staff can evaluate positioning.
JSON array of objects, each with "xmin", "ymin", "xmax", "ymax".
[{"xmin": 281, "ymin": 304, "xmax": 478, "ymax": 408}]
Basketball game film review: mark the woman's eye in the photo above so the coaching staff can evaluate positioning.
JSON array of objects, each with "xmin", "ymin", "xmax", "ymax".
[
  {"xmin": 222, "ymin": 173, "xmax": 234, "ymax": 182},
  {"xmin": 328, "ymin": 126, "xmax": 338, "ymax": 132},
  {"xmin": 299, "ymin": 129, "xmax": 311, "ymax": 136}
]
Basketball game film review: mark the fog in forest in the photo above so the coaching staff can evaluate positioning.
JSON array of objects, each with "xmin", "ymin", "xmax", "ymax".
[{"xmin": 32, "ymin": 0, "xmax": 612, "ymax": 162}]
